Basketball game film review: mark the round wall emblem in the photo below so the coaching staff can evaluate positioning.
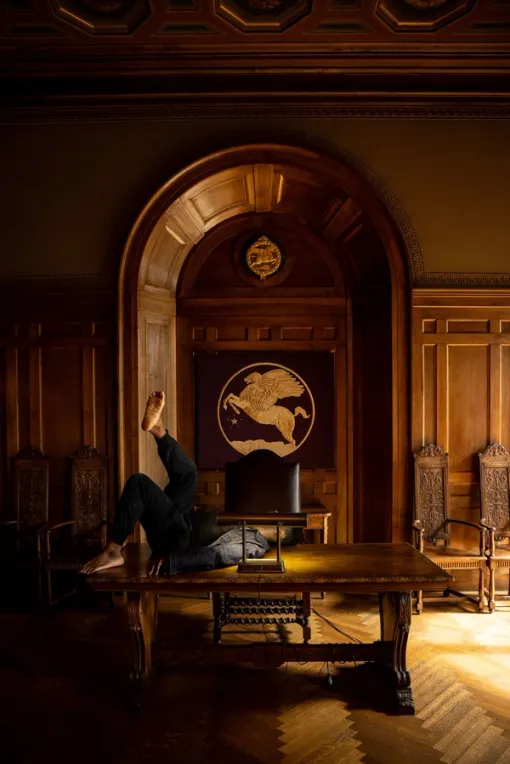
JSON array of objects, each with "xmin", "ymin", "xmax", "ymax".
[
  {"xmin": 244, "ymin": 236, "xmax": 283, "ymax": 280},
  {"xmin": 217, "ymin": 362, "xmax": 315, "ymax": 457}
]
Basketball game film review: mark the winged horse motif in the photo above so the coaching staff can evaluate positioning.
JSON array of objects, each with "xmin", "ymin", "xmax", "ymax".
[{"xmin": 222, "ymin": 368, "xmax": 310, "ymax": 445}]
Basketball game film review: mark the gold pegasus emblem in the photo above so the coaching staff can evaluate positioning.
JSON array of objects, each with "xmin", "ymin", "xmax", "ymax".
[
  {"xmin": 220, "ymin": 366, "xmax": 313, "ymax": 458},
  {"xmin": 245, "ymin": 236, "xmax": 282, "ymax": 280}
]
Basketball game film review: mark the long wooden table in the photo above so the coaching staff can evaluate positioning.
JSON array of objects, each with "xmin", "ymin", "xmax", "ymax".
[{"xmin": 88, "ymin": 542, "xmax": 451, "ymax": 714}]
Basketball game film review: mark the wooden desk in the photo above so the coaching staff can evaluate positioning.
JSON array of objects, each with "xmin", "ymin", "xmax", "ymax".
[{"xmin": 88, "ymin": 542, "xmax": 450, "ymax": 715}]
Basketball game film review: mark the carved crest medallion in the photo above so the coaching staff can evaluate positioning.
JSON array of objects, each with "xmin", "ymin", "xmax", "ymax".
[
  {"xmin": 244, "ymin": 236, "xmax": 283, "ymax": 281},
  {"xmin": 218, "ymin": 361, "xmax": 315, "ymax": 457}
]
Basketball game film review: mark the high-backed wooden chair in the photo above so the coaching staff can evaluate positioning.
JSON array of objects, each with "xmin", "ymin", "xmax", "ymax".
[
  {"xmin": 212, "ymin": 449, "xmax": 311, "ymax": 643},
  {"xmin": 478, "ymin": 443, "xmax": 510, "ymax": 612},
  {"xmin": 0, "ymin": 447, "xmax": 49, "ymax": 605},
  {"xmin": 43, "ymin": 445, "xmax": 108, "ymax": 607},
  {"xmin": 412, "ymin": 444, "xmax": 487, "ymax": 613}
]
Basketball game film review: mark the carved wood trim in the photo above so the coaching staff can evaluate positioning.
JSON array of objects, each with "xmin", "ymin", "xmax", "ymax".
[
  {"xmin": 2, "ymin": 102, "xmax": 510, "ymax": 127},
  {"xmin": 413, "ymin": 444, "xmax": 449, "ymax": 544},
  {"xmin": 72, "ymin": 446, "xmax": 108, "ymax": 541},
  {"xmin": 478, "ymin": 443, "xmax": 510, "ymax": 536},
  {"xmin": 14, "ymin": 447, "xmax": 49, "ymax": 530}
]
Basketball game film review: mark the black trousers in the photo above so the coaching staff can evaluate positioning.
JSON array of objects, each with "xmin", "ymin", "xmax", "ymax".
[{"xmin": 111, "ymin": 432, "xmax": 218, "ymax": 554}]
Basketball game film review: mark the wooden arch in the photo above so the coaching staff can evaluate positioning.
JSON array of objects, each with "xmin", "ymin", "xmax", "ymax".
[{"xmin": 118, "ymin": 144, "xmax": 410, "ymax": 542}]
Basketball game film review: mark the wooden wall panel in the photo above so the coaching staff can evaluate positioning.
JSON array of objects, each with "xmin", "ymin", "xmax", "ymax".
[
  {"xmin": 501, "ymin": 345, "xmax": 510, "ymax": 450},
  {"xmin": 447, "ymin": 345, "xmax": 490, "ymax": 474},
  {"xmin": 423, "ymin": 344, "xmax": 437, "ymax": 445},
  {"xmin": 41, "ymin": 346, "xmax": 83, "ymax": 523},
  {"xmin": 412, "ymin": 290, "xmax": 510, "ymax": 549},
  {"xmin": 0, "ymin": 306, "xmax": 116, "ymax": 526}
]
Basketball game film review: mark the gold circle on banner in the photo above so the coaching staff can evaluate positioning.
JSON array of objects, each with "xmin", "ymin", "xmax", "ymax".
[
  {"xmin": 217, "ymin": 362, "xmax": 315, "ymax": 457},
  {"xmin": 244, "ymin": 236, "xmax": 282, "ymax": 280}
]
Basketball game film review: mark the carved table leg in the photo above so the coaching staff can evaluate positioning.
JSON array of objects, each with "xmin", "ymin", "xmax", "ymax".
[
  {"xmin": 379, "ymin": 591, "xmax": 414, "ymax": 715},
  {"xmin": 127, "ymin": 591, "xmax": 156, "ymax": 709}
]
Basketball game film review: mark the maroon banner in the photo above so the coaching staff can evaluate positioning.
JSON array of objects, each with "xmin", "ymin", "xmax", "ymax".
[{"xmin": 195, "ymin": 351, "xmax": 335, "ymax": 469}]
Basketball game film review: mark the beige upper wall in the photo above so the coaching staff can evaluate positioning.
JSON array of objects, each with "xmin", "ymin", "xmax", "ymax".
[{"xmin": 1, "ymin": 119, "xmax": 509, "ymax": 280}]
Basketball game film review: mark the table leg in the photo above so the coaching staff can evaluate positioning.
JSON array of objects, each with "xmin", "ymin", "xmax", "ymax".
[
  {"xmin": 379, "ymin": 591, "xmax": 414, "ymax": 715},
  {"xmin": 127, "ymin": 591, "xmax": 156, "ymax": 707}
]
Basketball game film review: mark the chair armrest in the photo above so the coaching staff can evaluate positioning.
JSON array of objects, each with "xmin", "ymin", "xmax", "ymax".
[
  {"xmin": 446, "ymin": 518, "xmax": 485, "ymax": 531},
  {"xmin": 43, "ymin": 520, "xmax": 75, "ymax": 558},
  {"xmin": 411, "ymin": 520, "xmax": 424, "ymax": 552},
  {"xmin": 446, "ymin": 517, "xmax": 488, "ymax": 554},
  {"xmin": 47, "ymin": 520, "xmax": 75, "ymax": 534},
  {"xmin": 0, "ymin": 520, "xmax": 17, "ymax": 527}
]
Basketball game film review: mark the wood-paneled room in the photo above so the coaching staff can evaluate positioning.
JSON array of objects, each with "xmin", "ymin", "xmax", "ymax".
[{"xmin": 1, "ymin": 2, "xmax": 510, "ymax": 763}]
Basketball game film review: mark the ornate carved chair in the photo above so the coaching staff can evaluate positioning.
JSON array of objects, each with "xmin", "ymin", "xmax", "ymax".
[
  {"xmin": 0, "ymin": 447, "xmax": 49, "ymax": 606},
  {"xmin": 412, "ymin": 444, "xmax": 488, "ymax": 613},
  {"xmin": 478, "ymin": 443, "xmax": 510, "ymax": 612},
  {"xmin": 212, "ymin": 449, "xmax": 311, "ymax": 643},
  {"xmin": 42, "ymin": 446, "xmax": 108, "ymax": 607}
]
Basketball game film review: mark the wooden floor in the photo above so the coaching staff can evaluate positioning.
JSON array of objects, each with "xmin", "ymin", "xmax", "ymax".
[{"xmin": 2, "ymin": 582, "xmax": 510, "ymax": 764}]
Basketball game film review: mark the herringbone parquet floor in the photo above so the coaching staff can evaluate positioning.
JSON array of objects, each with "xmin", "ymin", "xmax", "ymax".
[{"xmin": 1, "ymin": 585, "xmax": 510, "ymax": 764}]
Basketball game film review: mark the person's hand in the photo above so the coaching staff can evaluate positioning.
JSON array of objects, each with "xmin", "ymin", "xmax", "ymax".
[{"xmin": 149, "ymin": 554, "xmax": 168, "ymax": 577}]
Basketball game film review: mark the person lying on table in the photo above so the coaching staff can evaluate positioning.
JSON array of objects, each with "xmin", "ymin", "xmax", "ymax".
[{"xmin": 81, "ymin": 391, "xmax": 268, "ymax": 576}]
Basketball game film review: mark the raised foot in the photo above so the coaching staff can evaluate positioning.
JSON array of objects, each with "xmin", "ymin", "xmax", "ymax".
[
  {"xmin": 81, "ymin": 548, "xmax": 125, "ymax": 575},
  {"xmin": 141, "ymin": 391, "xmax": 165, "ymax": 432}
]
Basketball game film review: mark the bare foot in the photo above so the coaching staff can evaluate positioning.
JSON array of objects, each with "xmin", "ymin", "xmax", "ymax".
[
  {"xmin": 141, "ymin": 391, "xmax": 165, "ymax": 431},
  {"xmin": 81, "ymin": 543, "xmax": 124, "ymax": 575}
]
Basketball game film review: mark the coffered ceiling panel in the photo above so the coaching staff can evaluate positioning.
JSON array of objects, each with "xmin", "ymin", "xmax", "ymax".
[{"xmin": 0, "ymin": 0, "xmax": 509, "ymax": 109}]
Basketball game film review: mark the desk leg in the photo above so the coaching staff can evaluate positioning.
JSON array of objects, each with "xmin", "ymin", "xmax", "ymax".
[
  {"xmin": 127, "ymin": 591, "xmax": 156, "ymax": 707},
  {"xmin": 379, "ymin": 591, "xmax": 414, "ymax": 715}
]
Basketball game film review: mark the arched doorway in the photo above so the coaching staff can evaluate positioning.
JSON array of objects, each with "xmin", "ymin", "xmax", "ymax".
[{"xmin": 118, "ymin": 144, "xmax": 410, "ymax": 543}]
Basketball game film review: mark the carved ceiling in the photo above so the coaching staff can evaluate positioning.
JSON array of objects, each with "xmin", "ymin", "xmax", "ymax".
[{"xmin": 0, "ymin": 0, "xmax": 509, "ymax": 106}]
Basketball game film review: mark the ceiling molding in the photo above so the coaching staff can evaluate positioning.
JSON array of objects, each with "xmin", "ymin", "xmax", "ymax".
[{"xmin": 1, "ymin": 99, "xmax": 510, "ymax": 125}]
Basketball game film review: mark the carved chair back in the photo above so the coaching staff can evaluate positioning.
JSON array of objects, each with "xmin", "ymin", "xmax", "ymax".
[
  {"xmin": 225, "ymin": 449, "xmax": 300, "ymax": 515},
  {"xmin": 478, "ymin": 443, "xmax": 510, "ymax": 539},
  {"xmin": 71, "ymin": 446, "xmax": 108, "ymax": 548},
  {"xmin": 413, "ymin": 444, "xmax": 449, "ymax": 545},
  {"xmin": 14, "ymin": 447, "xmax": 49, "ymax": 534}
]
